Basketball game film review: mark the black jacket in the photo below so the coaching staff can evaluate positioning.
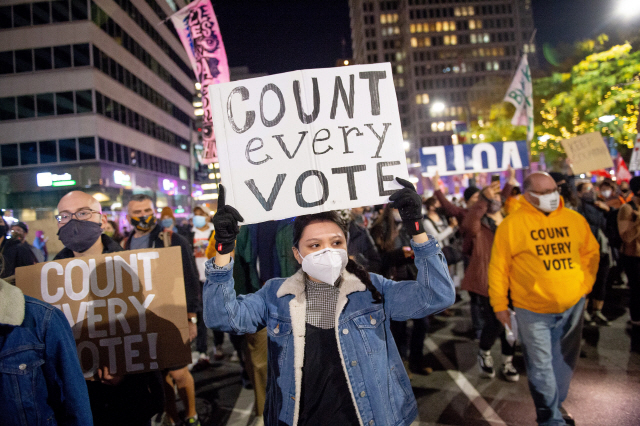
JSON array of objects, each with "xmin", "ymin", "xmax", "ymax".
[
  {"xmin": 123, "ymin": 225, "xmax": 200, "ymax": 314},
  {"xmin": 347, "ymin": 221, "xmax": 382, "ymax": 274},
  {"xmin": 54, "ymin": 233, "xmax": 165, "ymax": 426},
  {"xmin": 1, "ymin": 237, "xmax": 37, "ymax": 279}
]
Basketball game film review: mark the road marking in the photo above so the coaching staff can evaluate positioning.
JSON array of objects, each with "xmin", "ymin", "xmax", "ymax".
[
  {"xmin": 425, "ymin": 338, "xmax": 507, "ymax": 426},
  {"xmin": 226, "ymin": 387, "xmax": 255, "ymax": 426}
]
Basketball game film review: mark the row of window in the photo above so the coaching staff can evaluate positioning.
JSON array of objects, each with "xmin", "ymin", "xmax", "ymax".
[
  {"xmin": 90, "ymin": 2, "xmax": 192, "ymax": 102},
  {"xmin": 0, "ymin": 136, "xmax": 183, "ymax": 178},
  {"xmin": 414, "ymin": 59, "xmax": 512, "ymax": 77},
  {"xmin": 380, "ymin": 13, "xmax": 398, "ymax": 24},
  {"xmin": 107, "ymin": 0, "xmax": 192, "ymax": 79},
  {"xmin": 410, "ymin": 30, "xmax": 515, "ymax": 47},
  {"xmin": 412, "ymin": 45, "xmax": 512, "ymax": 62},
  {"xmin": 92, "ymin": 45, "xmax": 191, "ymax": 126},
  {"xmin": 95, "ymin": 91, "xmax": 189, "ymax": 150},
  {"xmin": 0, "ymin": 90, "xmax": 92, "ymax": 121},
  {"xmin": 0, "ymin": 0, "xmax": 88, "ymax": 29},
  {"xmin": 409, "ymin": 4, "xmax": 512, "ymax": 19},
  {"xmin": 0, "ymin": 43, "xmax": 90, "ymax": 74},
  {"xmin": 142, "ymin": 0, "xmax": 181, "ymax": 44},
  {"xmin": 0, "ymin": 137, "xmax": 95, "ymax": 168},
  {"xmin": 415, "ymin": 75, "xmax": 488, "ymax": 91},
  {"xmin": 410, "ymin": 0, "xmax": 505, "ymax": 5},
  {"xmin": 98, "ymin": 137, "xmax": 181, "ymax": 177}
]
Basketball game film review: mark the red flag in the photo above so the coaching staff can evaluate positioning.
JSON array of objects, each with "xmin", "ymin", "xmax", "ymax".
[{"xmin": 617, "ymin": 156, "xmax": 632, "ymax": 182}]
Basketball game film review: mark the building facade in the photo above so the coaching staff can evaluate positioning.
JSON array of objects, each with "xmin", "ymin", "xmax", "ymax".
[
  {"xmin": 0, "ymin": 0, "xmax": 197, "ymax": 239},
  {"xmin": 349, "ymin": 0, "xmax": 535, "ymax": 163}
]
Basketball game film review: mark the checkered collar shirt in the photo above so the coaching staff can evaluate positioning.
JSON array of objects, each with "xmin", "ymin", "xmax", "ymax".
[{"xmin": 304, "ymin": 275, "xmax": 341, "ymax": 329}]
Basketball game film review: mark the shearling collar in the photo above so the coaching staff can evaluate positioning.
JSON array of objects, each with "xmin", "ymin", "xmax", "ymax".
[
  {"xmin": 276, "ymin": 268, "xmax": 366, "ymax": 299},
  {"xmin": 0, "ymin": 279, "xmax": 25, "ymax": 326}
]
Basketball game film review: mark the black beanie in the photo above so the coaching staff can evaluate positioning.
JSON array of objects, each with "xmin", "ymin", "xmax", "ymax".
[
  {"xmin": 464, "ymin": 186, "xmax": 480, "ymax": 202},
  {"xmin": 630, "ymin": 176, "xmax": 640, "ymax": 196}
]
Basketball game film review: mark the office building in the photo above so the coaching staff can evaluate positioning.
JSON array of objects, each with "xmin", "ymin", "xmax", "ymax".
[
  {"xmin": 349, "ymin": 0, "xmax": 535, "ymax": 163},
  {"xmin": 0, "ymin": 0, "xmax": 197, "ymax": 236}
]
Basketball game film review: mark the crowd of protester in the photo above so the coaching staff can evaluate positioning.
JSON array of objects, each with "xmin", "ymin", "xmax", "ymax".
[{"xmin": 1, "ymin": 170, "xmax": 639, "ymax": 426}]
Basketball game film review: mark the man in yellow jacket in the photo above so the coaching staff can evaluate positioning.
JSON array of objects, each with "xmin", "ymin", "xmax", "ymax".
[{"xmin": 489, "ymin": 172, "xmax": 599, "ymax": 426}]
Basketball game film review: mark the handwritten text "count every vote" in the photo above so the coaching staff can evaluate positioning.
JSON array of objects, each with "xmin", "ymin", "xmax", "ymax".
[
  {"xmin": 530, "ymin": 227, "xmax": 575, "ymax": 271},
  {"xmin": 226, "ymin": 72, "xmax": 399, "ymax": 210},
  {"xmin": 40, "ymin": 252, "xmax": 160, "ymax": 375}
]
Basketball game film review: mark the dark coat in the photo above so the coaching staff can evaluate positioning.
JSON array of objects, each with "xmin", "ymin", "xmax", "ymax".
[
  {"xmin": 348, "ymin": 220, "xmax": 382, "ymax": 274},
  {"xmin": 0, "ymin": 238, "xmax": 37, "ymax": 279}
]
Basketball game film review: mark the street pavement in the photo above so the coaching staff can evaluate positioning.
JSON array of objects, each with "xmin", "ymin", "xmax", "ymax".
[{"xmin": 183, "ymin": 285, "xmax": 640, "ymax": 426}]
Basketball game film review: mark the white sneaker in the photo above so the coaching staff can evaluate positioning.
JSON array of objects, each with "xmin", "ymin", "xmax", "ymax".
[
  {"xmin": 478, "ymin": 350, "xmax": 495, "ymax": 378},
  {"xmin": 230, "ymin": 351, "xmax": 240, "ymax": 362},
  {"xmin": 501, "ymin": 359, "xmax": 520, "ymax": 382}
]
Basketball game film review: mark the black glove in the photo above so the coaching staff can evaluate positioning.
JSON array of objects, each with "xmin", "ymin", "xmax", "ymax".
[
  {"xmin": 213, "ymin": 185, "xmax": 244, "ymax": 254},
  {"xmin": 389, "ymin": 177, "xmax": 425, "ymax": 236}
]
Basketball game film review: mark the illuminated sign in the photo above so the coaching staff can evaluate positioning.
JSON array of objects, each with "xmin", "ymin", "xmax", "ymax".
[
  {"xmin": 37, "ymin": 172, "xmax": 76, "ymax": 187},
  {"xmin": 113, "ymin": 170, "xmax": 132, "ymax": 187},
  {"xmin": 163, "ymin": 179, "xmax": 176, "ymax": 191}
]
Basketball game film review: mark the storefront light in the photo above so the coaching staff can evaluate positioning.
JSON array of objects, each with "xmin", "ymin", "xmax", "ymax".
[{"xmin": 37, "ymin": 172, "xmax": 75, "ymax": 187}]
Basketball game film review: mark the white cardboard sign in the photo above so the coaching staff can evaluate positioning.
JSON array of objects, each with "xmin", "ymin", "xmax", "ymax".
[{"xmin": 209, "ymin": 63, "xmax": 409, "ymax": 224}]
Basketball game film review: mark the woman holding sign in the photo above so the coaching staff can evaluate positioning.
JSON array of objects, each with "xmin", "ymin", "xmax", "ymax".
[{"xmin": 204, "ymin": 180, "xmax": 455, "ymax": 426}]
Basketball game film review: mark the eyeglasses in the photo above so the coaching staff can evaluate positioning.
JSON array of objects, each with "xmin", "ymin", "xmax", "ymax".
[{"xmin": 55, "ymin": 208, "xmax": 100, "ymax": 224}]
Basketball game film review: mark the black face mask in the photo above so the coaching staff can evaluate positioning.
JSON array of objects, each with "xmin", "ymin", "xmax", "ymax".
[
  {"xmin": 58, "ymin": 220, "xmax": 103, "ymax": 253},
  {"xmin": 581, "ymin": 191, "xmax": 596, "ymax": 203},
  {"xmin": 130, "ymin": 215, "xmax": 156, "ymax": 231}
]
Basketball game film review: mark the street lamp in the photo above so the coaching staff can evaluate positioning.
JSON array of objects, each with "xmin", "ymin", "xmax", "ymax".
[{"xmin": 616, "ymin": 0, "xmax": 640, "ymax": 18}]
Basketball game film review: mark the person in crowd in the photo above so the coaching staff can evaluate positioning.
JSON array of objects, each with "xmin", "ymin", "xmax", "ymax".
[
  {"xmin": 598, "ymin": 180, "xmax": 622, "ymax": 209},
  {"xmin": 348, "ymin": 207, "xmax": 382, "ymax": 274},
  {"xmin": 549, "ymin": 172, "xmax": 579, "ymax": 210},
  {"xmin": 33, "ymin": 229, "xmax": 48, "ymax": 261},
  {"xmin": 618, "ymin": 176, "xmax": 640, "ymax": 329},
  {"xmin": 0, "ymin": 278, "xmax": 93, "ymax": 426},
  {"xmin": 159, "ymin": 207, "xmax": 179, "ymax": 233},
  {"xmin": 618, "ymin": 179, "xmax": 633, "ymax": 203},
  {"xmin": 489, "ymin": 172, "xmax": 599, "ymax": 425},
  {"xmin": 104, "ymin": 220, "xmax": 124, "ymax": 244},
  {"xmin": 370, "ymin": 204, "xmax": 432, "ymax": 375},
  {"xmin": 11, "ymin": 221, "xmax": 44, "ymax": 263},
  {"xmin": 204, "ymin": 181, "xmax": 455, "ymax": 426},
  {"xmin": 0, "ymin": 217, "xmax": 37, "ymax": 280},
  {"xmin": 576, "ymin": 182, "xmax": 613, "ymax": 326},
  {"xmin": 423, "ymin": 197, "xmax": 458, "ymax": 245},
  {"xmin": 54, "ymin": 191, "xmax": 164, "ymax": 426},
  {"xmin": 430, "ymin": 170, "xmax": 477, "ymax": 224},
  {"xmin": 122, "ymin": 194, "xmax": 201, "ymax": 426},
  {"xmin": 504, "ymin": 186, "xmax": 523, "ymax": 215},
  {"xmin": 461, "ymin": 175, "xmax": 519, "ymax": 381},
  {"xmin": 230, "ymin": 218, "xmax": 299, "ymax": 422}
]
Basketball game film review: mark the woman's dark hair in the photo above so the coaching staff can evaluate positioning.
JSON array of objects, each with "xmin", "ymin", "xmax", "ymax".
[
  {"xmin": 293, "ymin": 211, "xmax": 382, "ymax": 303},
  {"xmin": 424, "ymin": 197, "xmax": 438, "ymax": 211},
  {"xmin": 370, "ymin": 204, "xmax": 398, "ymax": 253}
]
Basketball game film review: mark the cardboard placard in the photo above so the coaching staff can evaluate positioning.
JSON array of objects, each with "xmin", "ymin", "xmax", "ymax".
[
  {"xmin": 208, "ymin": 63, "xmax": 409, "ymax": 224},
  {"xmin": 16, "ymin": 247, "xmax": 191, "ymax": 378},
  {"xmin": 629, "ymin": 134, "xmax": 640, "ymax": 172},
  {"xmin": 420, "ymin": 140, "xmax": 529, "ymax": 176},
  {"xmin": 560, "ymin": 132, "xmax": 613, "ymax": 174}
]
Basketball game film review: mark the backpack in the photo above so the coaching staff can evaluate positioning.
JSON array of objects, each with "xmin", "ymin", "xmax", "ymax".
[{"xmin": 606, "ymin": 200, "xmax": 637, "ymax": 250}]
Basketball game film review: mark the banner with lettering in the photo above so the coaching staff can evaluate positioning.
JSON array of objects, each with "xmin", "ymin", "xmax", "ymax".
[
  {"xmin": 16, "ymin": 247, "xmax": 191, "ymax": 377},
  {"xmin": 171, "ymin": 0, "xmax": 230, "ymax": 163},
  {"xmin": 420, "ymin": 140, "xmax": 529, "ymax": 176},
  {"xmin": 208, "ymin": 63, "xmax": 409, "ymax": 224},
  {"xmin": 504, "ymin": 54, "xmax": 534, "ymax": 142}
]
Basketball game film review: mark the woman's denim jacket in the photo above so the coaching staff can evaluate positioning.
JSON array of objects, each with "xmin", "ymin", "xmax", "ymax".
[
  {"xmin": 204, "ymin": 237, "xmax": 455, "ymax": 426},
  {"xmin": 0, "ymin": 281, "xmax": 92, "ymax": 426}
]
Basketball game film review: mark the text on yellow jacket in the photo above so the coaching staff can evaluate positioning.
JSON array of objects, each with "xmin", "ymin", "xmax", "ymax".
[{"xmin": 488, "ymin": 196, "xmax": 600, "ymax": 314}]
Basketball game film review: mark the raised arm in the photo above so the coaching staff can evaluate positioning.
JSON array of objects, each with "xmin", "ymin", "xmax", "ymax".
[{"xmin": 431, "ymin": 171, "xmax": 466, "ymax": 222}]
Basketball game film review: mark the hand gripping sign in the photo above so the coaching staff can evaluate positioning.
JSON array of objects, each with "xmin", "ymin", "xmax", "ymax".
[
  {"xmin": 16, "ymin": 247, "xmax": 191, "ymax": 378},
  {"xmin": 208, "ymin": 63, "xmax": 409, "ymax": 224}
]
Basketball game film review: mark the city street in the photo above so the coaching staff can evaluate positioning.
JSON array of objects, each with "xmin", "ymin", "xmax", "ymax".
[{"xmin": 188, "ymin": 286, "xmax": 640, "ymax": 426}]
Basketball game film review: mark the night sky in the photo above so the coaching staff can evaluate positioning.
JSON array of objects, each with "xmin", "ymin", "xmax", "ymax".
[{"xmin": 211, "ymin": 0, "xmax": 618, "ymax": 75}]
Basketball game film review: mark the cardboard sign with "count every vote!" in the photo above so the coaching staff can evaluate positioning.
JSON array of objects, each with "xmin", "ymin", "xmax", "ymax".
[{"xmin": 16, "ymin": 247, "xmax": 191, "ymax": 378}]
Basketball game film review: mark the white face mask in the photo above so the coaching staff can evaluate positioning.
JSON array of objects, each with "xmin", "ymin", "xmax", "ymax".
[
  {"xmin": 529, "ymin": 191, "xmax": 560, "ymax": 212},
  {"xmin": 298, "ymin": 248, "xmax": 348, "ymax": 285},
  {"xmin": 601, "ymin": 189, "xmax": 612, "ymax": 198}
]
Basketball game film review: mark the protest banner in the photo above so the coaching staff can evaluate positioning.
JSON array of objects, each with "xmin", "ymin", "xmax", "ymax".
[
  {"xmin": 171, "ymin": 0, "xmax": 229, "ymax": 163},
  {"xmin": 420, "ymin": 140, "xmax": 529, "ymax": 176},
  {"xmin": 560, "ymin": 132, "xmax": 613, "ymax": 175},
  {"xmin": 629, "ymin": 134, "xmax": 640, "ymax": 171},
  {"xmin": 504, "ymin": 54, "xmax": 534, "ymax": 142},
  {"xmin": 208, "ymin": 63, "xmax": 409, "ymax": 224},
  {"xmin": 16, "ymin": 247, "xmax": 191, "ymax": 378}
]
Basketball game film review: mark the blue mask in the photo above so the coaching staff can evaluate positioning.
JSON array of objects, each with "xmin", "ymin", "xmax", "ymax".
[
  {"xmin": 161, "ymin": 218, "xmax": 174, "ymax": 229},
  {"xmin": 193, "ymin": 215, "xmax": 207, "ymax": 228}
]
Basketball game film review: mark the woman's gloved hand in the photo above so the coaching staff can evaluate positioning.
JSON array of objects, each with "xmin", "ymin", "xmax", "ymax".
[
  {"xmin": 389, "ymin": 177, "xmax": 425, "ymax": 236},
  {"xmin": 213, "ymin": 185, "xmax": 244, "ymax": 254}
]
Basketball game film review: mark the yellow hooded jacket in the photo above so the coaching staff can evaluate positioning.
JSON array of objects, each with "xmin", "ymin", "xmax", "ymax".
[{"xmin": 488, "ymin": 196, "xmax": 600, "ymax": 314}]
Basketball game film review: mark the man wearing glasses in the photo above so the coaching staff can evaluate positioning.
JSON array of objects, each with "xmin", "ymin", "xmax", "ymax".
[
  {"xmin": 53, "ymin": 191, "xmax": 164, "ymax": 426},
  {"xmin": 488, "ymin": 172, "xmax": 600, "ymax": 426}
]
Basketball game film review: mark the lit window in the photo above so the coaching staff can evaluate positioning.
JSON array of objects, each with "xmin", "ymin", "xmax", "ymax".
[
  {"xmin": 397, "ymin": 65, "xmax": 404, "ymax": 74},
  {"xmin": 469, "ymin": 19, "xmax": 475, "ymax": 30},
  {"xmin": 394, "ymin": 26, "xmax": 400, "ymax": 34},
  {"xmin": 530, "ymin": 43, "xmax": 536, "ymax": 53},
  {"xmin": 445, "ymin": 122, "xmax": 452, "ymax": 131},
  {"xmin": 458, "ymin": 106, "xmax": 463, "ymax": 115},
  {"xmin": 450, "ymin": 21, "xmax": 456, "ymax": 31},
  {"xmin": 461, "ymin": 63, "xmax": 467, "ymax": 72},
  {"xmin": 422, "ymin": 93, "xmax": 429, "ymax": 104},
  {"xmin": 462, "ymin": 7, "xmax": 468, "ymax": 16},
  {"xmin": 395, "ymin": 52, "xmax": 402, "ymax": 61},
  {"xmin": 393, "ymin": 14, "xmax": 398, "ymax": 23},
  {"xmin": 443, "ymin": 21, "xmax": 449, "ymax": 31},
  {"xmin": 493, "ymin": 61, "xmax": 499, "ymax": 70},
  {"xmin": 424, "ymin": 37, "xmax": 431, "ymax": 46},
  {"xmin": 411, "ymin": 37, "xmax": 417, "ymax": 47},
  {"xmin": 431, "ymin": 122, "xmax": 438, "ymax": 132},
  {"xmin": 454, "ymin": 7, "xmax": 461, "ymax": 17},
  {"xmin": 410, "ymin": 24, "xmax": 416, "ymax": 33},
  {"xmin": 471, "ymin": 34, "xmax": 477, "ymax": 43},
  {"xmin": 472, "ymin": 49, "xmax": 478, "ymax": 57},
  {"xmin": 380, "ymin": 14, "xmax": 387, "ymax": 24},
  {"xmin": 486, "ymin": 62, "xmax": 492, "ymax": 71},
  {"xmin": 416, "ymin": 23, "xmax": 422, "ymax": 32},
  {"xmin": 438, "ymin": 121, "xmax": 445, "ymax": 131},
  {"xmin": 423, "ymin": 23, "xmax": 430, "ymax": 32},
  {"xmin": 444, "ymin": 35, "xmax": 450, "ymax": 45},
  {"xmin": 499, "ymin": 47, "xmax": 505, "ymax": 55},
  {"xmin": 468, "ymin": 6, "xmax": 474, "ymax": 16},
  {"xmin": 453, "ymin": 66, "xmax": 460, "ymax": 73},
  {"xmin": 397, "ymin": 78, "xmax": 404, "ymax": 87},
  {"xmin": 436, "ymin": 22, "xmax": 442, "ymax": 31},
  {"xmin": 523, "ymin": 44, "xmax": 529, "ymax": 53},
  {"xmin": 451, "ymin": 35, "xmax": 457, "ymax": 45},
  {"xmin": 484, "ymin": 33, "xmax": 490, "ymax": 43},
  {"xmin": 477, "ymin": 20, "xmax": 482, "ymax": 29},
  {"xmin": 416, "ymin": 95, "xmax": 422, "ymax": 104}
]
